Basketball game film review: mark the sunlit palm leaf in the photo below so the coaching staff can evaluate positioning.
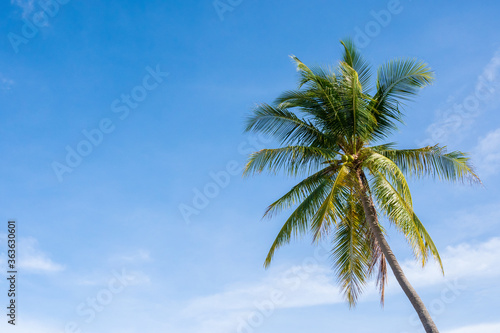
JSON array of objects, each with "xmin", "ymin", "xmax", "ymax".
[
  {"xmin": 244, "ymin": 146, "xmax": 338, "ymax": 177},
  {"xmin": 332, "ymin": 196, "xmax": 372, "ymax": 306},
  {"xmin": 245, "ymin": 103, "xmax": 336, "ymax": 147},
  {"xmin": 263, "ymin": 165, "xmax": 340, "ymax": 217},
  {"xmin": 264, "ymin": 179, "xmax": 334, "ymax": 267},
  {"xmin": 374, "ymin": 145, "xmax": 480, "ymax": 184}
]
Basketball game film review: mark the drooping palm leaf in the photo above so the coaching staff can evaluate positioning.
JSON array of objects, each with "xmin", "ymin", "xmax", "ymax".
[{"xmin": 374, "ymin": 145, "xmax": 481, "ymax": 184}]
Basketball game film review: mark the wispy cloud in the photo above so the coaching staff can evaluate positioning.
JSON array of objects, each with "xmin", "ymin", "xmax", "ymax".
[
  {"xmin": 109, "ymin": 249, "xmax": 152, "ymax": 263},
  {"xmin": 421, "ymin": 49, "xmax": 500, "ymax": 145},
  {"xmin": 181, "ymin": 264, "xmax": 343, "ymax": 333},
  {"xmin": 183, "ymin": 265, "xmax": 342, "ymax": 317},
  {"xmin": 399, "ymin": 237, "xmax": 500, "ymax": 288},
  {"xmin": 75, "ymin": 269, "xmax": 150, "ymax": 287},
  {"xmin": 0, "ymin": 319, "xmax": 59, "ymax": 333},
  {"xmin": 0, "ymin": 235, "xmax": 64, "ymax": 273},
  {"xmin": 17, "ymin": 237, "xmax": 65, "ymax": 273},
  {"xmin": 179, "ymin": 238, "xmax": 500, "ymax": 333},
  {"xmin": 473, "ymin": 127, "xmax": 500, "ymax": 177},
  {"xmin": 444, "ymin": 322, "xmax": 500, "ymax": 333},
  {"xmin": 72, "ymin": 249, "xmax": 153, "ymax": 286}
]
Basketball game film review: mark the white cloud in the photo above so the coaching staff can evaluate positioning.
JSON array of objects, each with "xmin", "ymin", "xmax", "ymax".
[
  {"xmin": 73, "ymin": 250, "xmax": 152, "ymax": 287},
  {"xmin": 75, "ymin": 269, "xmax": 150, "ymax": 287},
  {"xmin": 1, "ymin": 237, "xmax": 495, "ymax": 333},
  {"xmin": 17, "ymin": 237, "xmax": 65, "ymax": 273},
  {"xmin": 181, "ymin": 238, "xmax": 500, "ymax": 333},
  {"xmin": 399, "ymin": 237, "xmax": 500, "ymax": 288},
  {"xmin": 444, "ymin": 322, "xmax": 500, "ymax": 333},
  {"xmin": 421, "ymin": 49, "xmax": 500, "ymax": 145},
  {"xmin": 179, "ymin": 238, "xmax": 500, "ymax": 333},
  {"xmin": 473, "ymin": 127, "xmax": 500, "ymax": 177},
  {"xmin": 0, "ymin": 319, "xmax": 59, "ymax": 333},
  {"xmin": 180, "ymin": 264, "xmax": 343, "ymax": 333},
  {"xmin": 183, "ymin": 264, "xmax": 342, "ymax": 318},
  {"xmin": 110, "ymin": 249, "xmax": 152, "ymax": 263}
]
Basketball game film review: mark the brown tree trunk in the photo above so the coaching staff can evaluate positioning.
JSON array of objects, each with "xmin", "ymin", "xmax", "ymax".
[{"xmin": 356, "ymin": 170, "xmax": 440, "ymax": 333}]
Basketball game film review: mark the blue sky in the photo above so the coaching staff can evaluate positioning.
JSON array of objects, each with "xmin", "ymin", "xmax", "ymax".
[{"xmin": 1, "ymin": 0, "xmax": 500, "ymax": 332}]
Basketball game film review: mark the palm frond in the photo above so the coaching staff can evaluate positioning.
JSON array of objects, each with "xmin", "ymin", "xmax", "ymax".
[
  {"xmin": 264, "ymin": 179, "xmax": 334, "ymax": 268},
  {"xmin": 376, "ymin": 58, "xmax": 434, "ymax": 103},
  {"xmin": 290, "ymin": 56, "xmax": 357, "ymax": 142},
  {"xmin": 370, "ymin": 247, "xmax": 387, "ymax": 306},
  {"xmin": 374, "ymin": 145, "xmax": 481, "ymax": 184},
  {"xmin": 369, "ymin": 168, "xmax": 427, "ymax": 263},
  {"xmin": 340, "ymin": 38, "xmax": 372, "ymax": 91},
  {"xmin": 245, "ymin": 103, "xmax": 336, "ymax": 147},
  {"xmin": 332, "ymin": 196, "xmax": 372, "ymax": 306},
  {"xmin": 290, "ymin": 55, "xmax": 335, "ymax": 89},
  {"xmin": 243, "ymin": 146, "xmax": 339, "ymax": 177},
  {"xmin": 363, "ymin": 151, "xmax": 413, "ymax": 206},
  {"xmin": 310, "ymin": 165, "xmax": 350, "ymax": 241},
  {"xmin": 369, "ymin": 58, "xmax": 434, "ymax": 139},
  {"xmin": 338, "ymin": 61, "xmax": 377, "ymax": 144},
  {"xmin": 263, "ymin": 165, "xmax": 339, "ymax": 217}
]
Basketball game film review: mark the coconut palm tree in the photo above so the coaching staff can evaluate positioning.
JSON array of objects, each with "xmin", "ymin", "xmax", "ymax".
[{"xmin": 243, "ymin": 40, "xmax": 480, "ymax": 333}]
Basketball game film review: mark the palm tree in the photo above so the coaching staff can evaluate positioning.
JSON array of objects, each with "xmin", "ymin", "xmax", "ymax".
[{"xmin": 243, "ymin": 40, "xmax": 480, "ymax": 333}]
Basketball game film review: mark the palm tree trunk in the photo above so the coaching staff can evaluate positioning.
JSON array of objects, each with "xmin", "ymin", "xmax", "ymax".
[{"xmin": 356, "ymin": 170, "xmax": 439, "ymax": 333}]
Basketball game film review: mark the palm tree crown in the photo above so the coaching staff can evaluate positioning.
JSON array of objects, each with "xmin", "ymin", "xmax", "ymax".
[{"xmin": 243, "ymin": 40, "xmax": 480, "ymax": 309}]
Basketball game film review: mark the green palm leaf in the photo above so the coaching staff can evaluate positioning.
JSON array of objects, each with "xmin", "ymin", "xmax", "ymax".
[
  {"xmin": 264, "ymin": 179, "xmax": 334, "ymax": 267},
  {"xmin": 374, "ymin": 145, "xmax": 480, "ymax": 184},
  {"xmin": 243, "ymin": 146, "xmax": 338, "ymax": 177}
]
